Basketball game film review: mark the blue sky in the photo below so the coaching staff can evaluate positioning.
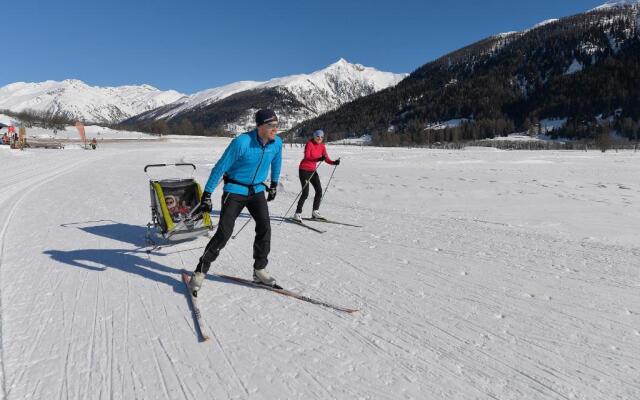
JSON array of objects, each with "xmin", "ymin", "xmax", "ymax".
[{"xmin": 4, "ymin": 0, "xmax": 607, "ymax": 93}]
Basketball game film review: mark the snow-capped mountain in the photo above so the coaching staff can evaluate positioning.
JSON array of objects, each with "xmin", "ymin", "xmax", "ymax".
[
  {"xmin": 267, "ymin": 58, "xmax": 406, "ymax": 116},
  {"xmin": 125, "ymin": 59, "xmax": 407, "ymax": 134},
  {"xmin": 0, "ymin": 80, "xmax": 186, "ymax": 124},
  {"xmin": 592, "ymin": 0, "xmax": 640, "ymax": 10}
]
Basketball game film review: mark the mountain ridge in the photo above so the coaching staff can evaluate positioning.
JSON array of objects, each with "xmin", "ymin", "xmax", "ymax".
[
  {"xmin": 122, "ymin": 59, "xmax": 407, "ymax": 135},
  {"xmin": 0, "ymin": 79, "xmax": 186, "ymax": 124},
  {"xmin": 290, "ymin": 3, "xmax": 640, "ymax": 145}
]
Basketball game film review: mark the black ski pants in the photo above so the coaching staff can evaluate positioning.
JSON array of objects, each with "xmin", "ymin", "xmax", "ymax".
[
  {"xmin": 296, "ymin": 169, "xmax": 322, "ymax": 214},
  {"xmin": 197, "ymin": 191, "xmax": 271, "ymax": 273}
]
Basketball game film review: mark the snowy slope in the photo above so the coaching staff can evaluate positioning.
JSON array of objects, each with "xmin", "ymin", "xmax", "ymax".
[
  {"xmin": 256, "ymin": 58, "xmax": 407, "ymax": 115},
  {"xmin": 150, "ymin": 81, "xmax": 264, "ymax": 119},
  {"xmin": 156, "ymin": 59, "xmax": 406, "ymax": 119},
  {"xmin": 0, "ymin": 80, "xmax": 185, "ymax": 124},
  {"xmin": 132, "ymin": 59, "xmax": 407, "ymax": 133},
  {"xmin": 1, "ymin": 138, "xmax": 639, "ymax": 399},
  {"xmin": 593, "ymin": 0, "xmax": 640, "ymax": 10}
]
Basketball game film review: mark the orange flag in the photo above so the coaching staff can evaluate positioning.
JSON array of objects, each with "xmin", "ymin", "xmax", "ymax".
[{"xmin": 75, "ymin": 122, "xmax": 86, "ymax": 145}]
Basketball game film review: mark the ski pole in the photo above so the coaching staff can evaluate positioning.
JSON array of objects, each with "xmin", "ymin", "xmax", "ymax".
[
  {"xmin": 279, "ymin": 161, "xmax": 322, "ymax": 224},
  {"xmin": 319, "ymin": 162, "xmax": 338, "ymax": 209},
  {"xmin": 232, "ymin": 215, "xmax": 251, "ymax": 239}
]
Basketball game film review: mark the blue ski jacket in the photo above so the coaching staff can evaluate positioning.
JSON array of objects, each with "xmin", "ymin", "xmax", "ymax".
[{"xmin": 204, "ymin": 130, "xmax": 282, "ymax": 196}]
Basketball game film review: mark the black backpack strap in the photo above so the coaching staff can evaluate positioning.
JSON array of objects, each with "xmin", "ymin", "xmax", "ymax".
[{"xmin": 223, "ymin": 174, "xmax": 267, "ymax": 195}]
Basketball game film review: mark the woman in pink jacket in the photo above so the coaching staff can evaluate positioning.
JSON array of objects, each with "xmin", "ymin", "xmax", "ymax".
[{"xmin": 293, "ymin": 129, "xmax": 340, "ymax": 221}]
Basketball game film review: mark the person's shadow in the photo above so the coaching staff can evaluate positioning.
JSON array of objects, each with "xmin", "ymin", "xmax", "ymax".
[
  {"xmin": 48, "ymin": 219, "xmax": 285, "ymax": 292},
  {"xmin": 43, "ymin": 247, "xmax": 247, "ymax": 293},
  {"xmin": 43, "ymin": 248, "xmax": 189, "ymax": 293}
]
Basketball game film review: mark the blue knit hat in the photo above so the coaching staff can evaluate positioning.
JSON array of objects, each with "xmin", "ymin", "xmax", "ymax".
[{"xmin": 313, "ymin": 129, "xmax": 324, "ymax": 138}]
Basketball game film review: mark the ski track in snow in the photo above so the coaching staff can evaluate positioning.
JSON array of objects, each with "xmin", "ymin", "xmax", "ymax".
[{"xmin": 1, "ymin": 140, "xmax": 639, "ymax": 399}]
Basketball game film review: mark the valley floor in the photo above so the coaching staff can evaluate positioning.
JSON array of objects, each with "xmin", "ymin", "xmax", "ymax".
[{"xmin": 0, "ymin": 139, "xmax": 638, "ymax": 399}]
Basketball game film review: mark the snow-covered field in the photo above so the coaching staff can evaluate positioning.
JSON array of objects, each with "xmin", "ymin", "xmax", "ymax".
[
  {"xmin": 24, "ymin": 125, "xmax": 158, "ymax": 141},
  {"xmin": 1, "ymin": 137, "xmax": 639, "ymax": 400},
  {"xmin": 0, "ymin": 116, "xmax": 158, "ymax": 142}
]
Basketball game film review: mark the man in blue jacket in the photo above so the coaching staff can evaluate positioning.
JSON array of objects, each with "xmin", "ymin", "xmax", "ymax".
[{"xmin": 189, "ymin": 109, "xmax": 283, "ymax": 295}]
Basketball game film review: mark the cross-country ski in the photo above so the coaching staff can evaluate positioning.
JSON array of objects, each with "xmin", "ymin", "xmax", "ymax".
[
  {"xmin": 182, "ymin": 271, "xmax": 211, "ymax": 342},
  {"xmin": 302, "ymin": 217, "xmax": 363, "ymax": 228},
  {"xmin": 283, "ymin": 217, "xmax": 326, "ymax": 233},
  {"xmin": 212, "ymin": 273, "xmax": 359, "ymax": 314}
]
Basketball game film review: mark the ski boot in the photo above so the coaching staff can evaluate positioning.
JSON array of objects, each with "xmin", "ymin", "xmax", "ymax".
[
  {"xmin": 253, "ymin": 268, "xmax": 280, "ymax": 288},
  {"xmin": 311, "ymin": 210, "xmax": 325, "ymax": 220},
  {"xmin": 189, "ymin": 272, "xmax": 205, "ymax": 297},
  {"xmin": 292, "ymin": 213, "xmax": 303, "ymax": 223}
]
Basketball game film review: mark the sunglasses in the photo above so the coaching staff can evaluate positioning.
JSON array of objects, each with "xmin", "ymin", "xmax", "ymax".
[{"xmin": 263, "ymin": 122, "xmax": 278, "ymax": 129}]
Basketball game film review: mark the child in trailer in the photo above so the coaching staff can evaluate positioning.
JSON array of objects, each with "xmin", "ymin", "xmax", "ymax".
[
  {"xmin": 166, "ymin": 192, "xmax": 195, "ymax": 222},
  {"xmin": 165, "ymin": 195, "xmax": 182, "ymax": 221},
  {"xmin": 177, "ymin": 200, "xmax": 190, "ymax": 216},
  {"xmin": 293, "ymin": 129, "xmax": 340, "ymax": 222}
]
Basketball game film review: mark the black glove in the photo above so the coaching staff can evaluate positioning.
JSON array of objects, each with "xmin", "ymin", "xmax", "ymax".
[
  {"xmin": 333, "ymin": 158, "xmax": 341, "ymax": 166},
  {"xmin": 266, "ymin": 182, "xmax": 277, "ymax": 202},
  {"xmin": 317, "ymin": 155, "xmax": 326, "ymax": 162},
  {"xmin": 196, "ymin": 191, "xmax": 212, "ymax": 213}
]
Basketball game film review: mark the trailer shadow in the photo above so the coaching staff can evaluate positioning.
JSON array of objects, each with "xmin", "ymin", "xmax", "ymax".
[{"xmin": 61, "ymin": 220, "xmax": 148, "ymax": 247}]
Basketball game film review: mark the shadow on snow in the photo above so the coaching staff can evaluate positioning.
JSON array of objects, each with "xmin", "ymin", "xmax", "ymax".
[
  {"xmin": 42, "ymin": 247, "xmax": 266, "ymax": 294},
  {"xmin": 43, "ymin": 248, "xmax": 187, "ymax": 293},
  {"xmin": 47, "ymin": 217, "xmax": 294, "ymax": 292},
  {"xmin": 60, "ymin": 219, "xmax": 148, "ymax": 247}
]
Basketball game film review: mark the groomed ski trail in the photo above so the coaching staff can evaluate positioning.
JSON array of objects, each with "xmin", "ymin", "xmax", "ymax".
[{"xmin": 1, "ymin": 139, "xmax": 638, "ymax": 399}]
